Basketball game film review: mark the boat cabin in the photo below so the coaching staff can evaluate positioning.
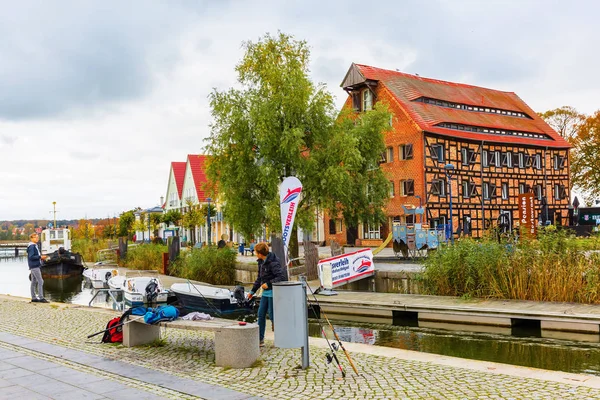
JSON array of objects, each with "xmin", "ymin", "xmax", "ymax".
[{"xmin": 41, "ymin": 228, "xmax": 72, "ymax": 254}]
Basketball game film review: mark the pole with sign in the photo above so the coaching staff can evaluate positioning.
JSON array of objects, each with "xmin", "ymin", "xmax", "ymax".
[{"xmin": 279, "ymin": 177, "xmax": 302, "ymax": 276}]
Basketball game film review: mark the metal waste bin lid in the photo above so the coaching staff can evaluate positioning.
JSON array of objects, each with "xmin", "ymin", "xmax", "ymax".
[{"xmin": 273, "ymin": 281, "xmax": 302, "ymax": 286}]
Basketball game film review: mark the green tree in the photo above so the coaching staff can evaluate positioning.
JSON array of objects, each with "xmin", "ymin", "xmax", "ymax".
[
  {"xmin": 539, "ymin": 106, "xmax": 585, "ymax": 141},
  {"xmin": 182, "ymin": 200, "xmax": 203, "ymax": 244},
  {"xmin": 162, "ymin": 209, "xmax": 182, "ymax": 228},
  {"xmin": 206, "ymin": 32, "xmax": 391, "ymax": 253},
  {"xmin": 150, "ymin": 213, "xmax": 162, "ymax": 238},
  {"xmin": 571, "ymin": 110, "xmax": 600, "ymax": 201},
  {"xmin": 118, "ymin": 210, "xmax": 135, "ymax": 239}
]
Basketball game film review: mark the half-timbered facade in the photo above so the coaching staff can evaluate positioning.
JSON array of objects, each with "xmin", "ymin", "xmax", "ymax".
[{"xmin": 328, "ymin": 64, "xmax": 571, "ymax": 245}]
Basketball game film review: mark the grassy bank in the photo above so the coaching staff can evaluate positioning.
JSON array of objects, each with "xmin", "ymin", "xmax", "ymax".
[{"xmin": 421, "ymin": 229, "xmax": 600, "ymax": 303}]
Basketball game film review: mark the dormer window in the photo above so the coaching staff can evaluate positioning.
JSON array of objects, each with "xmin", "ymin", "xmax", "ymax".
[{"xmin": 362, "ymin": 89, "xmax": 373, "ymax": 111}]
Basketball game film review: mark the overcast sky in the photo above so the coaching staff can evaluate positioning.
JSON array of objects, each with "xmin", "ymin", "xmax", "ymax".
[{"xmin": 1, "ymin": 0, "xmax": 599, "ymax": 220}]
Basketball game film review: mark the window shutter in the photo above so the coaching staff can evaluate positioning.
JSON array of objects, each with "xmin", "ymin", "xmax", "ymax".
[
  {"xmin": 431, "ymin": 180, "xmax": 440, "ymax": 195},
  {"xmin": 405, "ymin": 144, "xmax": 413, "ymax": 160},
  {"xmin": 379, "ymin": 152, "xmax": 386, "ymax": 164},
  {"xmin": 512, "ymin": 153, "xmax": 520, "ymax": 166},
  {"xmin": 560, "ymin": 185, "xmax": 567, "ymax": 200},
  {"xmin": 469, "ymin": 182, "xmax": 478, "ymax": 197},
  {"xmin": 525, "ymin": 155, "xmax": 532, "ymax": 167},
  {"xmin": 560, "ymin": 156, "xmax": 566, "ymax": 169},
  {"xmin": 430, "ymin": 145, "xmax": 439, "ymax": 160},
  {"xmin": 408, "ymin": 180, "xmax": 415, "ymax": 196},
  {"xmin": 469, "ymin": 149, "xmax": 477, "ymax": 164},
  {"xmin": 490, "ymin": 184, "xmax": 497, "ymax": 199},
  {"xmin": 352, "ymin": 93, "xmax": 360, "ymax": 111}
]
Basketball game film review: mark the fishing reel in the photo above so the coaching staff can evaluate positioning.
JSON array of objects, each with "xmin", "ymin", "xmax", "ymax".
[
  {"xmin": 325, "ymin": 353, "xmax": 334, "ymax": 364},
  {"xmin": 331, "ymin": 343, "xmax": 339, "ymax": 351}
]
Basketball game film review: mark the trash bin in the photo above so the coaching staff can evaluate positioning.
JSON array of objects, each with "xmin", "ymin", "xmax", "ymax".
[{"xmin": 273, "ymin": 281, "xmax": 308, "ymax": 349}]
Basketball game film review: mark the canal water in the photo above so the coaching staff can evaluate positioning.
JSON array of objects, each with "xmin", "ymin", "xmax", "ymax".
[{"xmin": 2, "ymin": 252, "xmax": 600, "ymax": 376}]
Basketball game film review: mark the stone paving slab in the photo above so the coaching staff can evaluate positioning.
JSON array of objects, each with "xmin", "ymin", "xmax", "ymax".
[{"xmin": 1, "ymin": 296, "xmax": 600, "ymax": 399}]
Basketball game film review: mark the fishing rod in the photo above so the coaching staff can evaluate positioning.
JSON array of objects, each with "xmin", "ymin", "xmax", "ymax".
[
  {"xmin": 187, "ymin": 279, "xmax": 223, "ymax": 317},
  {"xmin": 305, "ymin": 281, "xmax": 360, "ymax": 376},
  {"xmin": 302, "ymin": 279, "xmax": 346, "ymax": 378}
]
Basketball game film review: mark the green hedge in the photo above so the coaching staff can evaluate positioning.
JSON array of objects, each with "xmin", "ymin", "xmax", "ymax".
[{"xmin": 169, "ymin": 246, "xmax": 236, "ymax": 285}]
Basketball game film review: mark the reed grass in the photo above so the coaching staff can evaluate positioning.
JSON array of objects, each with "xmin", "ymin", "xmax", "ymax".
[
  {"xmin": 125, "ymin": 244, "xmax": 168, "ymax": 272},
  {"xmin": 72, "ymin": 239, "xmax": 110, "ymax": 263},
  {"xmin": 421, "ymin": 229, "xmax": 600, "ymax": 303},
  {"xmin": 168, "ymin": 246, "xmax": 236, "ymax": 285}
]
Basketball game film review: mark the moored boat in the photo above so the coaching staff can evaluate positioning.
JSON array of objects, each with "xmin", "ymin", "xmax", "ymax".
[
  {"xmin": 83, "ymin": 266, "xmax": 119, "ymax": 289},
  {"xmin": 108, "ymin": 272, "xmax": 168, "ymax": 307},
  {"xmin": 170, "ymin": 282, "xmax": 252, "ymax": 315},
  {"xmin": 40, "ymin": 228, "xmax": 84, "ymax": 278}
]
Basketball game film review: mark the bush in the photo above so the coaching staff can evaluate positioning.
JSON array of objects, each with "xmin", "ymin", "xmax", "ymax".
[
  {"xmin": 72, "ymin": 239, "xmax": 110, "ymax": 263},
  {"xmin": 421, "ymin": 230, "xmax": 600, "ymax": 303},
  {"xmin": 125, "ymin": 244, "xmax": 168, "ymax": 271},
  {"xmin": 169, "ymin": 246, "xmax": 236, "ymax": 285}
]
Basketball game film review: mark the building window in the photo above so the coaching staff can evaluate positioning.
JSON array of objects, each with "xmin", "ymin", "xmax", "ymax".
[
  {"xmin": 336, "ymin": 219, "xmax": 343, "ymax": 233},
  {"xmin": 554, "ymin": 155, "xmax": 566, "ymax": 170},
  {"xmin": 483, "ymin": 182, "xmax": 497, "ymax": 200},
  {"xmin": 363, "ymin": 223, "xmax": 381, "ymax": 239},
  {"xmin": 461, "ymin": 148, "xmax": 476, "ymax": 166},
  {"xmin": 502, "ymin": 182, "xmax": 509, "ymax": 200},
  {"xmin": 390, "ymin": 181, "xmax": 395, "ymax": 198},
  {"xmin": 533, "ymin": 154, "xmax": 542, "ymax": 170},
  {"xmin": 482, "ymin": 150, "xmax": 489, "ymax": 167},
  {"xmin": 329, "ymin": 219, "xmax": 336, "ymax": 234},
  {"xmin": 519, "ymin": 183, "xmax": 526, "ymax": 194},
  {"xmin": 554, "ymin": 184, "xmax": 566, "ymax": 200},
  {"xmin": 533, "ymin": 184, "xmax": 542, "ymax": 200},
  {"xmin": 518, "ymin": 153, "xmax": 524, "ymax": 168},
  {"xmin": 386, "ymin": 147, "xmax": 394, "ymax": 163},
  {"xmin": 502, "ymin": 152, "xmax": 513, "ymax": 167},
  {"xmin": 399, "ymin": 144, "xmax": 413, "ymax": 160},
  {"xmin": 462, "ymin": 180, "xmax": 478, "ymax": 199},
  {"xmin": 352, "ymin": 93, "xmax": 361, "ymax": 111},
  {"xmin": 405, "ymin": 215, "xmax": 415, "ymax": 224},
  {"xmin": 430, "ymin": 144, "xmax": 445, "ymax": 162},
  {"xmin": 401, "ymin": 179, "xmax": 415, "ymax": 196},
  {"xmin": 431, "ymin": 179, "xmax": 446, "ymax": 196},
  {"xmin": 362, "ymin": 89, "xmax": 373, "ymax": 111}
]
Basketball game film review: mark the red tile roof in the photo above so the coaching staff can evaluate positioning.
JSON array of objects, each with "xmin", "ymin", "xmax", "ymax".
[
  {"xmin": 171, "ymin": 162, "xmax": 186, "ymax": 198},
  {"xmin": 187, "ymin": 154, "xmax": 209, "ymax": 202},
  {"xmin": 353, "ymin": 64, "xmax": 571, "ymax": 148}
]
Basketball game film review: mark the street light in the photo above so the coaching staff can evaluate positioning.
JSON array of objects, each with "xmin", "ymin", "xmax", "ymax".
[
  {"xmin": 444, "ymin": 163, "xmax": 455, "ymax": 245},
  {"xmin": 206, "ymin": 198, "xmax": 212, "ymax": 246}
]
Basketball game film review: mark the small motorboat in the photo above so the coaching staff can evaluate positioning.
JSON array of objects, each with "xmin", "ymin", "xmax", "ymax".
[
  {"xmin": 83, "ymin": 266, "xmax": 118, "ymax": 289},
  {"xmin": 170, "ymin": 282, "xmax": 252, "ymax": 315},
  {"xmin": 108, "ymin": 272, "xmax": 168, "ymax": 307}
]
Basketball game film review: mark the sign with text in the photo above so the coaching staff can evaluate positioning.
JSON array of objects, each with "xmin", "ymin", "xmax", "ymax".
[
  {"xmin": 518, "ymin": 193, "xmax": 537, "ymax": 237},
  {"xmin": 318, "ymin": 248, "xmax": 375, "ymax": 289}
]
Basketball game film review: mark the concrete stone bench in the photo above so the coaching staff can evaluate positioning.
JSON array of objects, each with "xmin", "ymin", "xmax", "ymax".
[{"xmin": 123, "ymin": 317, "xmax": 259, "ymax": 368}]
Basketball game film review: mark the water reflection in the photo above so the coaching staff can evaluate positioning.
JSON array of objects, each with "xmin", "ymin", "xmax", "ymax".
[
  {"xmin": 43, "ymin": 276, "xmax": 82, "ymax": 303},
  {"xmin": 309, "ymin": 320, "xmax": 600, "ymax": 377}
]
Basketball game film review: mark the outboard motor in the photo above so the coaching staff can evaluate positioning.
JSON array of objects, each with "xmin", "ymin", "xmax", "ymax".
[
  {"xmin": 145, "ymin": 279, "xmax": 160, "ymax": 305},
  {"xmin": 233, "ymin": 285, "xmax": 254, "ymax": 308}
]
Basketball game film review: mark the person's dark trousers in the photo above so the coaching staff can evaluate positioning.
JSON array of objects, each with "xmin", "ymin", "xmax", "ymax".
[{"xmin": 257, "ymin": 296, "xmax": 274, "ymax": 341}]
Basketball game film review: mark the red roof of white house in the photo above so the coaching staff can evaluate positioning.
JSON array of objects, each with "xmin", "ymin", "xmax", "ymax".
[
  {"xmin": 187, "ymin": 154, "xmax": 209, "ymax": 202},
  {"xmin": 171, "ymin": 162, "xmax": 186, "ymax": 198},
  {"xmin": 351, "ymin": 64, "xmax": 571, "ymax": 149}
]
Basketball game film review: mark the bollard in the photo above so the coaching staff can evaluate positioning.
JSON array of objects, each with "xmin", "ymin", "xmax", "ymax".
[{"xmin": 162, "ymin": 253, "xmax": 169, "ymax": 275}]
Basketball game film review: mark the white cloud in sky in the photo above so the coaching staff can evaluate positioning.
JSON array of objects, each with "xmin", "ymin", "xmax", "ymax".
[{"xmin": 1, "ymin": 0, "xmax": 599, "ymax": 219}]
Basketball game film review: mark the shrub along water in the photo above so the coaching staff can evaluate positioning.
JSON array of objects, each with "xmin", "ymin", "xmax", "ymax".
[
  {"xmin": 169, "ymin": 246, "xmax": 236, "ymax": 285},
  {"xmin": 421, "ymin": 228, "xmax": 600, "ymax": 303},
  {"xmin": 72, "ymin": 239, "xmax": 110, "ymax": 263},
  {"xmin": 125, "ymin": 243, "xmax": 168, "ymax": 272}
]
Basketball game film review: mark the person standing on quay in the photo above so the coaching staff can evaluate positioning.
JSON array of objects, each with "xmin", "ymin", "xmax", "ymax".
[
  {"xmin": 27, "ymin": 233, "xmax": 48, "ymax": 303},
  {"xmin": 248, "ymin": 242, "xmax": 285, "ymax": 347}
]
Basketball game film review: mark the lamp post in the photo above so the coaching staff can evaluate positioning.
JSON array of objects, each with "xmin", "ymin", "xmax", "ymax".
[
  {"xmin": 206, "ymin": 198, "xmax": 212, "ymax": 246},
  {"xmin": 444, "ymin": 164, "xmax": 455, "ymax": 245}
]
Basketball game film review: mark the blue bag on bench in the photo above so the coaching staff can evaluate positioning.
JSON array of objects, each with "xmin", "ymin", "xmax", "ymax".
[{"xmin": 144, "ymin": 305, "xmax": 180, "ymax": 324}]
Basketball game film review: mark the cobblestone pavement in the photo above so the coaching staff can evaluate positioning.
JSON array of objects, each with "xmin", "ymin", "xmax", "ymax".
[{"xmin": 1, "ymin": 297, "xmax": 600, "ymax": 399}]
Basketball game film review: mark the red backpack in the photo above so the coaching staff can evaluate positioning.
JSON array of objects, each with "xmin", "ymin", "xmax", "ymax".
[{"xmin": 101, "ymin": 317, "xmax": 123, "ymax": 343}]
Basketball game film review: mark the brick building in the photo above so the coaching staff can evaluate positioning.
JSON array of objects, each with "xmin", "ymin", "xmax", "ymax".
[{"xmin": 325, "ymin": 63, "xmax": 571, "ymax": 246}]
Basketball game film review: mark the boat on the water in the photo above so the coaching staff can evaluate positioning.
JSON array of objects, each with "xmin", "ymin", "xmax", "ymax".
[
  {"xmin": 83, "ymin": 265, "xmax": 119, "ymax": 289},
  {"xmin": 170, "ymin": 282, "xmax": 252, "ymax": 315},
  {"xmin": 108, "ymin": 271, "xmax": 168, "ymax": 307},
  {"xmin": 40, "ymin": 228, "xmax": 84, "ymax": 278}
]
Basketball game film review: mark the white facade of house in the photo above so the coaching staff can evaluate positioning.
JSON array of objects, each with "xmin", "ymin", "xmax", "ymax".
[{"xmin": 164, "ymin": 166, "xmax": 182, "ymax": 211}]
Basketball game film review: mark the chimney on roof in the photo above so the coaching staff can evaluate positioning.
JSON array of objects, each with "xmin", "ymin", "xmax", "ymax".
[{"xmin": 160, "ymin": 196, "xmax": 164, "ymax": 205}]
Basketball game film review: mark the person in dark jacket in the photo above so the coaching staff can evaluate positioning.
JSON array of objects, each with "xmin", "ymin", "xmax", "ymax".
[
  {"xmin": 247, "ymin": 242, "xmax": 285, "ymax": 346},
  {"xmin": 27, "ymin": 233, "xmax": 49, "ymax": 303}
]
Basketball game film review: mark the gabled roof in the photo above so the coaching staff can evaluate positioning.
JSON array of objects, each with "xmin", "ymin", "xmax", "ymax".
[
  {"xmin": 343, "ymin": 63, "xmax": 571, "ymax": 148},
  {"xmin": 187, "ymin": 154, "xmax": 209, "ymax": 202},
  {"xmin": 171, "ymin": 162, "xmax": 186, "ymax": 198}
]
